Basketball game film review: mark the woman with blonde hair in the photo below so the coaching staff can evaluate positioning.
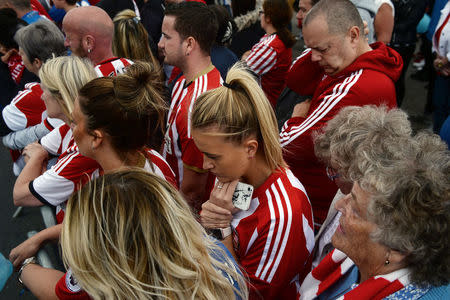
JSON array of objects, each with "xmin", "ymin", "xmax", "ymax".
[
  {"xmin": 53, "ymin": 168, "xmax": 247, "ymax": 299},
  {"xmin": 113, "ymin": 9, "xmax": 159, "ymax": 67},
  {"xmin": 9, "ymin": 56, "xmax": 100, "ymax": 288},
  {"xmin": 192, "ymin": 63, "xmax": 314, "ymax": 299}
]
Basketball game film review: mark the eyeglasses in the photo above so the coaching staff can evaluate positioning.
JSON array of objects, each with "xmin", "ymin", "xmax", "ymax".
[
  {"xmin": 259, "ymin": 10, "xmax": 264, "ymax": 15},
  {"xmin": 326, "ymin": 166, "xmax": 340, "ymax": 181}
]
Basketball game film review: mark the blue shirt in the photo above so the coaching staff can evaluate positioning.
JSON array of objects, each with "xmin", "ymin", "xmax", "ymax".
[
  {"xmin": 21, "ymin": 10, "xmax": 46, "ymax": 24},
  {"xmin": 318, "ymin": 264, "xmax": 360, "ymax": 300}
]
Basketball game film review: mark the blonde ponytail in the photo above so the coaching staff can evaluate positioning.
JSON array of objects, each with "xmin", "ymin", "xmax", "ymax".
[{"xmin": 192, "ymin": 62, "xmax": 286, "ymax": 170}]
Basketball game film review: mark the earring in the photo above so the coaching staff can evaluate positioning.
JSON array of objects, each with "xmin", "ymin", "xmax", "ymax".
[
  {"xmin": 385, "ymin": 259, "xmax": 390, "ymax": 265},
  {"xmin": 88, "ymin": 48, "xmax": 91, "ymax": 53}
]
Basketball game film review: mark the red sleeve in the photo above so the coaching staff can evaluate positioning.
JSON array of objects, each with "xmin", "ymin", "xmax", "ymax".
[
  {"xmin": 55, "ymin": 272, "xmax": 90, "ymax": 300},
  {"xmin": 181, "ymin": 137, "xmax": 206, "ymax": 172},
  {"xmin": 286, "ymin": 50, "xmax": 323, "ymax": 96},
  {"xmin": 30, "ymin": 0, "xmax": 52, "ymax": 20}
]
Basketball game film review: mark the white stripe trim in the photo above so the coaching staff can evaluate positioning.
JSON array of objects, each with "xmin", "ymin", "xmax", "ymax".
[
  {"xmin": 54, "ymin": 150, "xmax": 78, "ymax": 174},
  {"xmin": 267, "ymin": 179, "xmax": 293, "ymax": 282},
  {"xmin": 290, "ymin": 48, "xmax": 311, "ymax": 70},
  {"xmin": 11, "ymin": 88, "xmax": 33, "ymax": 104},
  {"xmin": 245, "ymin": 228, "xmax": 259, "ymax": 256},
  {"xmin": 280, "ymin": 69, "xmax": 363, "ymax": 146},
  {"xmin": 255, "ymin": 187, "xmax": 276, "ymax": 278},
  {"xmin": 260, "ymin": 181, "xmax": 285, "ymax": 282},
  {"xmin": 259, "ymin": 51, "xmax": 277, "ymax": 75},
  {"xmin": 248, "ymin": 44, "xmax": 277, "ymax": 74},
  {"xmin": 280, "ymin": 69, "xmax": 362, "ymax": 141}
]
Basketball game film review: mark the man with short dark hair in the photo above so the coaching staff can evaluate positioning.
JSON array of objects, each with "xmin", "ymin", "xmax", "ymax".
[
  {"xmin": 159, "ymin": 2, "xmax": 221, "ymax": 213},
  {"xmin": 280, "ymin": 0, "xmax": 402, "ymax": 228}
]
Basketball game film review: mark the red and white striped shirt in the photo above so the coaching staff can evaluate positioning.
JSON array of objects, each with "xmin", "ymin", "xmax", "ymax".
[
  {"xmin": 2, "ymin": 82, "xmax": 45, "ymax": 131},
  {"xmin": 94, "ymin": 57, "xmax": 133, "ymax": 77},
  {"xmin": 281, "ymin": 43, "xmax": 401, "ymax": 226},
  {"xmin": 246, "ymin": 33, "xmax": 292, "ymax": 107},
  {"xmin": 232, "ymin": 168, "xmax": 314, "ymax": 299},
  {"xmin": 29, "ymin": 140, "xmax": 101, "ymax": 224},
  {"xmin": 162, "ymin": 65, "xmax": 222, "ymax": 187},
  {"xmin": 141, "ymin": 147, "xmax": 177, "ymax": 188},
  {"xmin": 40, "ymin": 123, "xmax": 73, "ymax": 156}
]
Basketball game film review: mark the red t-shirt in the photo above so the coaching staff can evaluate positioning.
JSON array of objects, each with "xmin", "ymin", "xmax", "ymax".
[
  {"xmin": 94, "ymin": 57, "xmax": 133, "ymax": 77},
  {"xmin": 162, "ymin": 65, "xmax": 221, "ymax": 211}
]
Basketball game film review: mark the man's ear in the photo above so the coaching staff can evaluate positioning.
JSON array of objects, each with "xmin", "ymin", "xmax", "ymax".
[
  {"xmin": 349, "ymin": 25, "xmax": 360, "ymax": 44},
  {"xmin": 91, "ymin": 129, "xmax": 104, "ymax": 150},
  {"xmin": 84, "ymin": 35, "xmax": 95, "ymax": 53},
  {"xmin": 184, "ymin": 36, "xmax": 196, "ymax": 56}
]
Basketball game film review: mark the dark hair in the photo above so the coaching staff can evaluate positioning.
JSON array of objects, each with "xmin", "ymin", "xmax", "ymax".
[
  {"xmin": 209, "ymin": 4, "xmax": 236, "ymax": 45},
  {"xmin": 263, "ymin": 0, "xmax": 296, "ymax": 48},
  {"xmin": 9, "ymin": 0, "xmax": 31, "ymax": 10},
  {"xmin": 0, "ymin": 8, "xmax": 27, "ymax": 50},
  {"xmin": 304, "ymin": 0, "xmax": 364, "ymax": 35},
  {"xmin": 231, "ymin": 0, "xmax": 256, "ymax": 17},
  {"xmin": 165, "ymin": 2, "xmax": 218, "ymax": 54},
  {"xmin": 66, "ymin": 0, "xmax": 77, "ymax": 5},
  {"xmin": 78, "ymin": 62, "xmax": 167, "ymax": 156}
]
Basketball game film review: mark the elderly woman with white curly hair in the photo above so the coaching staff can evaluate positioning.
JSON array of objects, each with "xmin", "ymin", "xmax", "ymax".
[
  {"xmin": 311, "ymin": 105, "xmax": 413, "ymax": 268},
  {"xmin": 300, "ymin": 105, "xmax": 450, "ymax": 299}
]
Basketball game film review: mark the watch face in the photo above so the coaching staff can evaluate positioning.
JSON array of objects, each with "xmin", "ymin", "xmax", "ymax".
[{"xmin": 210, "ymin": 228, "xmax": 223, "ymax": 240}]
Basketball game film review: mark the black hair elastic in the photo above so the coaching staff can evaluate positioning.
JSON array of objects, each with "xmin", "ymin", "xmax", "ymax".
[{"xmin": 223, "ymin": 81, "xmax": 235, "ymax": 89}]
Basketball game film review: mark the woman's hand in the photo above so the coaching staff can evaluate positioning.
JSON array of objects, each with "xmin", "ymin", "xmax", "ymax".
[
  {"xmin": 209, "ymin": 180, "xmax": 239, "ymax": 211},
  {"xmin": 200, "ymin": 180, "xmax": 239, "ymax": 228},
  {"xmin": 200, "ymin": 201, "xmax": 233, "ymax": 229},
  {"xmin": 9, "ymin": 237, "xmax": 41, "ymax": 270},
  {"xmin": 22, "ymin": 142, "xmax": 48, "ymax": 163}
]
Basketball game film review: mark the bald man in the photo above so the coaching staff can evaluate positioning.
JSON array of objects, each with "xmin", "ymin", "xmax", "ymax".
[
  {"xmin": 280, "ymin": 0, "xmax": 402, "ymax": 228},
  {"xmin": 62, "ymin": 6, "xmax": 132, "ymax": 76}
]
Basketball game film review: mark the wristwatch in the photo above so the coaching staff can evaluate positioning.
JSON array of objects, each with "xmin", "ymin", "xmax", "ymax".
[
  {"xmin": 210, "ymin": 227, "xmax": 232, "ymax": 240},
  {"xmin": 18, "ymin": 256, "xmax": 37, "ymax": 284}
]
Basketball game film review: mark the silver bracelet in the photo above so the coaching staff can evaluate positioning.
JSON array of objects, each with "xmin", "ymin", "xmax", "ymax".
[{"xmin": 18, "ymin": 256, "xmax": 37, "ymax": 284}]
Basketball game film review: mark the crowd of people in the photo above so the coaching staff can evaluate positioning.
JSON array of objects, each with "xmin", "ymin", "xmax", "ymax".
[{"xmin": 0, "ymin": 0, "xmax": 448, "ymax": 299}]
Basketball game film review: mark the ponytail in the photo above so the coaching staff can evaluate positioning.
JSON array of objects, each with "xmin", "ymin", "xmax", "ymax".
[{"xmin": 192, "ymin": 62, "xmax": 286, "ymax": 171}]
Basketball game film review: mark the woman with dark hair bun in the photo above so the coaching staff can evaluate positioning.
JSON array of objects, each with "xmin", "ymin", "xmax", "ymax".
[
  {"xmin": 243, "ymin": 0, "xmax": 295, "ymax": 107},
  {"xmin": 73, "ymin": 61, "xmax": 176, "ymax": 185}
]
